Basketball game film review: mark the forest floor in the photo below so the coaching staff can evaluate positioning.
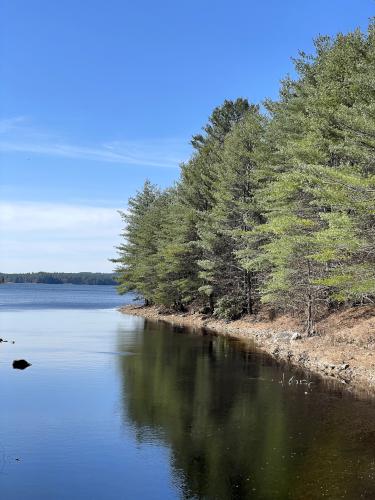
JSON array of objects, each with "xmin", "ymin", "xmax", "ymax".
[{"xmin": 121, "ymin": 303, "xmax": 375, "ymax": 397}]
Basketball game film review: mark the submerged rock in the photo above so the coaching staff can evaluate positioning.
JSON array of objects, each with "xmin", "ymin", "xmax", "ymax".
[{"xmin": 12, "ymin": 359, "xmax": 32, "ymax": 370}]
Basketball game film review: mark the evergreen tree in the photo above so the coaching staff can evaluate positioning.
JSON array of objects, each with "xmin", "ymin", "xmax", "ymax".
[
  {"xmin": 114, "ymin": 21, "xmax": 375, "ymax": 329},
  {"xmin": 197, "ymin": 105, "xmax": 265, "ymax": 318},
  {"xmin": 112, "ymin": 181, "xmax": 161, "ymax": 304},
  {"xmin": 153, "ymin": 188, "xmax": 202, "ymax": 309}
]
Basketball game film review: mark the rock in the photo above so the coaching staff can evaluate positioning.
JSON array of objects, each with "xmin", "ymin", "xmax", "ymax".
[
  {"xmin": 291, "ymin": 332, "xmax": 302, "ymax": 341},
  {"xmin": 298, "ymin": 351, "xmax": 309, "ymax": 364},
  {"xmin": 324, "ymin": 363, "xmax": 335, "ymax": 370},
  {"xmin": 12, "ymin": 359, "xmax": 32, "ymax": 370},
  {"xmin": 339, "ymin": 363, "xmax": 350, "ymax": 371},
  {"xmin": 274, "ymin": 331, "xmax": 293, "ymax": 341},
  {"xmin": 272, "ymin": 346, "xmax": 280, "ymax": 357}
]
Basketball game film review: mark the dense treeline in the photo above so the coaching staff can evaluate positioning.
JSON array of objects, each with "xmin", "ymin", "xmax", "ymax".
[
  {"xmin": 114, "ymin": 23, "xmax": 375, "ymax": 334},
  {"xmin": 0, "ymin": 272, "xmax": 117, "ymax": 285}
]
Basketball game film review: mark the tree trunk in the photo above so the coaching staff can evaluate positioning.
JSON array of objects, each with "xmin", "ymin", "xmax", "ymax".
[
  {"xmin": 245, "ymin": 270, "xmax": 253, "ymax": 315},
  {"xmin": 306, "ymin": 294, "xmax": 313, "ymax": 336},
  {"xmin": 306, "ymin": 261, "xmax": 314, "ymax": 336},
  {"xmin": 208, "ymin": 294, "xmax": 214, "ymax": 314}
]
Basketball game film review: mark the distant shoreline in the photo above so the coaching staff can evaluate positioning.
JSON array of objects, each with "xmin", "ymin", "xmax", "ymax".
[
  {"xmin": 1, "ymin": 281, "xmax": 116, "ymax": 286},
  {"xmin": 0, "ymin": 272, "xmax": 117, "ymax": 286}
]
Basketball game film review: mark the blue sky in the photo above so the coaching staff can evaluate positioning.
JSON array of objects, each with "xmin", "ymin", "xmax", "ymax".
[{"xmin": 1, "ymin": 0, "xmax": 374, "ymax": 272}]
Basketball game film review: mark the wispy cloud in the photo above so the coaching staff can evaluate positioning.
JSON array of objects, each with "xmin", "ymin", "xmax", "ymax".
[
  {"xmin": 0, "ymin": 201, "xmax": 123, "ymax": 272},
  {"xmin": 0, "ymin": 117, "xmax": 190, "ymax": 168},
  {"xmin": 0, "ymin": 201, "xmax": 121, "ymax": 234},
  {"xmin": 0, "ymin": 116, "xmax": 28, "ymax": 134}
]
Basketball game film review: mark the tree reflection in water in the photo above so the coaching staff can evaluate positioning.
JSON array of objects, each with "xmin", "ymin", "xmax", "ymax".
[{"xmin": 117, "ymin": 319, "xmax": 375, "ymax": 499}]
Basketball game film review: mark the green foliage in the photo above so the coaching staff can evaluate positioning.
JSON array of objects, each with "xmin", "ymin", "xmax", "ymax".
[
  {"xmin": 111, "ymin": 180, "xmax": 162, "ymax": 302},
  {"xmin": 114, "ymin": 21, "xmax": 375, "ymax": 327},
  {"xmin": 213, "ymin": 295, "xmax": 243, "ymax": 320},
  {"xmin": 315, "ymin": 264, "xmax": 375, "ymax": 302}
]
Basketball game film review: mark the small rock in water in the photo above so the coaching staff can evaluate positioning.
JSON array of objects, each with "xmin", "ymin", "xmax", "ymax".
[{"xmin": 12, "ymin": 359, "xmax": 32, "ymax": 370}]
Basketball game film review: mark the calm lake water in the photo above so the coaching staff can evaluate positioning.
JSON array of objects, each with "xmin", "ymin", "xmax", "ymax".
[{"xmin": 1, "ymin": 284, "xmax": 375, "ymax": 499}]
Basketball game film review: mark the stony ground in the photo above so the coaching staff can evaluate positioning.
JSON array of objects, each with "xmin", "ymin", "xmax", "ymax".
[{"xmin": 120, "ymin": 304, "xmax": 375, "ymax": 397}]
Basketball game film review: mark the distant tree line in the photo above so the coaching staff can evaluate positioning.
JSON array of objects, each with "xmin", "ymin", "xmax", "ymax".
[
  {"xmin": 113, "ymin": 22, "xmax": 375, "ymax": 334},
  {"xmin": 0, "ymin": 272, "xmax": 117, "ymax": 285}
]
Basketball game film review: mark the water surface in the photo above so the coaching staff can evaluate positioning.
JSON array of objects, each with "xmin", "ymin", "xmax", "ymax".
[{"xmin": 1, "ymin": 284, "xmax": 375, "ymax": 499}]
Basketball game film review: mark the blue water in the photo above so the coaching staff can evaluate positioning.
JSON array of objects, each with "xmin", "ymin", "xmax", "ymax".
[
  {"xmin": 1, "ymin": 284, "xmax": 375, "ymax": 499},
  {"xmin": 0, "ymin": 285, "xmax": 177, "ymax": 500},
  {"xmin": 0, "ymin": 283, "xmax": 138, "ymax": 310}
]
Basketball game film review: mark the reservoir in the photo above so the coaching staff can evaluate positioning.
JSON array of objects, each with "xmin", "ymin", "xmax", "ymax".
[{"xmin": 1, "ymin": 284, "xmax": 375, "ymax": 499}]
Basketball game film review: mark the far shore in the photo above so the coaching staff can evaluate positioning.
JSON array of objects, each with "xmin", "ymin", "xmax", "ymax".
[{"xmin": 121, "ymin": 304, "xmax": 375, "ymax": 398}]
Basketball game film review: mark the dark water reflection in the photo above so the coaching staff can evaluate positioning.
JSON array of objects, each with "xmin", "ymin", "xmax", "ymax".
[
  {"xmin": 118, "ymin": 320, "xmax": 375, "ymax": 500},
  {"xmin": 1, "ymin": 285, "xmax": 375, "ymax": 499}
]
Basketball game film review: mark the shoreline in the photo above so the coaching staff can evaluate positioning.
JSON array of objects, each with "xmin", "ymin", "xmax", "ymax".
[{"xmin": 120, "ymin": 304, "xmax": 375, "ymax": 398}]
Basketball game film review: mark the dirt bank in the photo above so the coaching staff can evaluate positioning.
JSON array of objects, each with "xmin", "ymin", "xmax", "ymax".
[{"xmin": 121, "ymin": 304, "xmax": 375, "ymax": 397}]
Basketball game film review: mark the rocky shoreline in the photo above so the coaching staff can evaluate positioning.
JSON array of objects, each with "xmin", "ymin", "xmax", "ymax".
[{"xmin": 121, "ymin": 304, "xmax": 375, "ymax": 398}]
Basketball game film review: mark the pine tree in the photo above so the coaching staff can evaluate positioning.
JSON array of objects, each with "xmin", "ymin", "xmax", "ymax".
[
  {"xmin": 113, "ymin": 21, "xmax": 375, "ymax": 328},
  {"xmin": 153, "ymin": 188, "xmax": 202, "ymax": 309},
  {"xmin": 112, "ymin": 181, "xmax": 161, "ymax": 304},
  {"xmin": 197, "ymin": 105, "xmax": 265, "ymax": 318}
]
